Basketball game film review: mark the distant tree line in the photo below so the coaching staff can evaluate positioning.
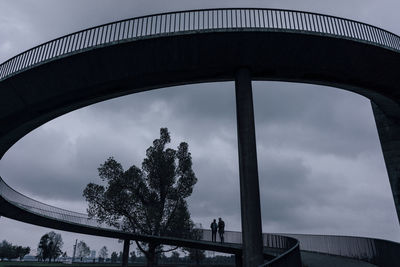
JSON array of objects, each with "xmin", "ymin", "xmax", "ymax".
[
  {"xmin": 124, "ymin": 249, "xmax": 231, "ymax": 266},
  {"xmin": 0, "ymin": 233, "xmax": 230, "ymax": 266},
  {"xmin": 0, "ymin": 240, "xmax": 30, "ymax": 261},
  {"xmin": 98, "ymin": 246, "xmax": 108, "ymax": 262}
]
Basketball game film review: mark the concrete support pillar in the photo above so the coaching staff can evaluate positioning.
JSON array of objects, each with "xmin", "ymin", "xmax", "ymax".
[
  {"xmin": 235, "ymin": 253, "xmax": 243, "ymax": 267},
  {"xmin": 372, "ymin": 102, "xmax": 400, "ymax": 224},
  {"xmin": 122, "ymin": 239, "xmax": 130, "ymax": 267},
  {"xmin": 234, "ymin": 68, "xmax": 264, "ymax": 267}
]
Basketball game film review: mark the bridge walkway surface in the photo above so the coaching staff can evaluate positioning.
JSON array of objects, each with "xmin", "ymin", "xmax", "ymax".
[
  {"xmin": 0, "ymin": 176, "xmax": 381, "ymax": 267},
  {"xmin": 300, "ymin": 252, "xmax": 377, "ymax": 267}
]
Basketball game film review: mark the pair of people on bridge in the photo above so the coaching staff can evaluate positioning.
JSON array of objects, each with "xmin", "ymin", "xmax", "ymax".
[{"xmin": 210, "ymin": 217, "xmax": 225, "ymax": 243}]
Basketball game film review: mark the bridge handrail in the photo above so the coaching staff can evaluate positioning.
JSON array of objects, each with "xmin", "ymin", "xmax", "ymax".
[
  {"xmin": 0, "ymin": 176, "xmax": 116, "ymax": 228},
  {"xmin": 281, "ymin": 233, "xmax": 400, "ymax": 266},
  {"xmin": 259, "ymin": 237, "xmax": 300, "ymax": 267},
  {"xmin": 0, "ymin": 176, "xmax": 300, "ymax": 265},
  {"xmin": 1, "ymin": 8, "xmax": 400, "ymax": 81},
  {"xmin": 3, "ymin": 176, "xmax": 400, "ymax": 267}
]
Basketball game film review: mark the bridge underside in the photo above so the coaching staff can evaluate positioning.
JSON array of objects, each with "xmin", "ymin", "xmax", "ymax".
[
  {"xmin": 2, "ymin": 32, "xmax": 400, "ymax": 148},
  {"xmin": 1, "ymin": 30, "xmax": 400, "ymax": 224}
]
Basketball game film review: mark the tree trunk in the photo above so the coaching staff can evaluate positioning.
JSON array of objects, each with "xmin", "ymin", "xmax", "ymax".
[{"xmin": 146, "ymin": 243, "xmax": 157, "ymax": 267}]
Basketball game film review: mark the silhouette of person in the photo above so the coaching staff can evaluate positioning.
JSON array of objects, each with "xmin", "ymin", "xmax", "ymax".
[
  {"xmin": 210, "ymin": 219, "xmax": 218, "ymax": 242},
  {"xmin": 218, "ymin": 217, "xmax": 225, "ymax": 243}
]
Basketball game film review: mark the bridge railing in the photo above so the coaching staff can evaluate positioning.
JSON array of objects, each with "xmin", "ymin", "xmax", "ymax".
[
  {"xmin": 0, "ymin": 176, "xmax": 114, "ymax": 229},
  {"xmin": 260, "ymin": 236, "xmax": 300, "ymax": 267},
  {"xmin": 282, "ymin": 233, "xmax": 400, "ymax": 266},
  {"xmin": 0, "ymin": 176, "xmax": 300, "ymax": 265},
  {"xmin": 0, "ymin": 176, "xmax": 291, "ymax": 245},
  {"xmin": 1, "ymin": 176, "xmax": 400, "ymax": 266},
  {"xmin": 1, "ymin": 8, "xmax": 399, "ymax": 81}
]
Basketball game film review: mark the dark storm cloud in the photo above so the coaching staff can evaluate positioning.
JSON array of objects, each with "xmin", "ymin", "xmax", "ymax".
[
  {"xmin": 85, "ymin": 81, "xmax": 378, "ymax": 159},
  {"xmin": 0, "ymin": 127, "xmax": 96, "ymax": 200},
  {"xmin": 1, "ymin": 77, "xmax": 397, "ymax": 239},
  {"xmin": 0, "ymin": 83, "xmax": 239, "ymax": 201},
  {"xmin": 253, "ymin": 82, "xmax": 380, "ymax": 158}
]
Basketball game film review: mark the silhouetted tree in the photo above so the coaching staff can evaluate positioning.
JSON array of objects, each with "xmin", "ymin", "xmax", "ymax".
[
  {"xmin": 185, "ymin": 228, "xmax": 205, "ymax": 266},
  {"xmin": 37, "ymin": 235, "xmax": 48, "ymax": 262},
  {"xmin": 129, "ymin": 251, "xmax": 136, "ymax": 263},
  {"xmin": 111, "ymin": 252, "xmax": 118, "ymax": 263},
  {"xmin": 37, "ymin": 232, "xmax": 63, "ymax": 262},
  {"xmin": 0, "ymin": 240, "xmax": 13, "ymax": 261},
  {"xmin": 0, "ymin": 241, "xmax": 28, "ymax": 261},
  {"xmin": 83, "ymin": 128, "xmax": 198, "ymax": 266},
  {"xmin": 76, "ymin": 241, "xmax": 90, "ymax": 261},
  {"xmin": 98, "ymin": 246, "xmax": 108, "ymax": 262},
  {"xmin": 170, "ymin": 251, "xmax": 180, "ymax": 261},
  {"xmin": 15, "ymin": 246, "xmax": 30, "ymax": 260}
]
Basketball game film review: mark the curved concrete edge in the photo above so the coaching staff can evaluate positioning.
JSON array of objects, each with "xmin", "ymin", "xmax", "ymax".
[
  {"xmin": 2, "ymin": 7, "xmax": 400, "ymax": 83},
  {"xmin": 300, "ymin": 251, "xmax": 378, "ymax": 267},
  {"xmin": 2, "ymin": 175, "xmax": 397, "ymax": 266},
  {"xmin": 0, "ymin": 195, "xmax": 246, "ymax": 255},
  {"xmin": 1, "ymin": 31, "xmax": 400, "ymax": 227},
  {"xmin": 372, "ymin": 102, "xmax": 400, "ymax": 225},
  {"xmin": 0, "ymin": 177, "xmax": 295, "ymax": 265},
  {"xmin": 1, "ymin": 31, "xmax": 400, "ymax": 162}
]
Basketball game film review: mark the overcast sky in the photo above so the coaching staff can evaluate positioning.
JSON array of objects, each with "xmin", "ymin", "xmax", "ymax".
[{"xmin": 1, "ymin": 0, "xmax": 400, "ymax": 257}]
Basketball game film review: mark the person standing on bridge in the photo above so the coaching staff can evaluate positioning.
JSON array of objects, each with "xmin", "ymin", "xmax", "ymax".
[
  {"xmin": 210, "ymin": 219, "xmax": 218, "ymax": 242},
  {"xmin": 218, "ymin": 217, "xmax": 225, "ymax": 243}
]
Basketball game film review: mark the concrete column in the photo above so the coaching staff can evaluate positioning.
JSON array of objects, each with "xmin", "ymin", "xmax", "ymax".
[
  {"xmin": 234, "ymin": 68, "xmax": 264, "ymax": 267},
  {"xmin": 122, "ymin": 239, "xmax": 130, "ymax": 267},
  {"xmin": 372, "ymin": 102, "xmax": 400, "ymax": 224},
  {"xmin": 235, "ymin": 253, "xmax": 243, "ymax": 267}
]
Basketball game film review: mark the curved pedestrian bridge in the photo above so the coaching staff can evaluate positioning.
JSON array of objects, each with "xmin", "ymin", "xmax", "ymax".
[
  {"xmin": 0, "ymin": 177, "xmax": 300, "ymax": 266},
  {"xmin": 1, "ymin": 8, "xmax": 400, "ymax": 82},
  {"xmin": 0, "ymin": 177, "xmax": 398, "ymax": 266},
  {"xmin": 1, "ymin": 7, "xmax": 400, "ymax": 267}
]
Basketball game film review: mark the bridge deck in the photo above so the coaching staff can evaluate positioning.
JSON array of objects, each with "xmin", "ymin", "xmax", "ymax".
[
  {"xmin": 300, "ymin": 251, "xmax": 377, "ymax": 267},
  {"xmin": 0, "ymin": 176, "xmax": 388, "ymax": 266}
]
